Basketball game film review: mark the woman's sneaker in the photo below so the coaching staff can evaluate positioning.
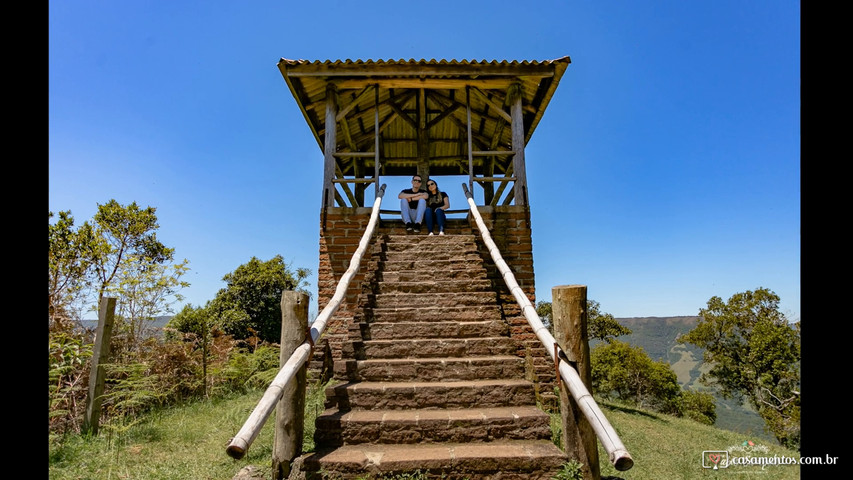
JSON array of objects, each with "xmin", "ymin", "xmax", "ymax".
[{"xmin": 439, "ymin": 230, "xmax": 445, "ymax": 236}]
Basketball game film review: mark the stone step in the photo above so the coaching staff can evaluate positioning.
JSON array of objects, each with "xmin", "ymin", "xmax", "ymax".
[
  {"xmin": 372, "ymin": 267, "xmax": 488, "ymax": 282},
  {"xmin": 360, "ymin": 291, "xmax": 499, "ymax": 308},
  {"xmin": 344, "ymin": 337, "xmax": 518, "ymax": 359},
  {"xmin": 379, "ymin": 234, "xmax": 478, "ymax": 248},
  {"xmin": 355, "ymin": 305, "xmax": 503, "ymax": 323},
  {"xmin": 365, "ymin": 279, "xmax": 494, "ymax": 294},
  {"xmin": 325, "ymin": 379, "xmax": 538, "ymax": 411},
  {"xmin": 368, "ymin": 249, "xmax": 483, "ymax": 269},
  {"xmin": 314, "ymin": 405, "xmax": 553, "ymax": 446},
  {"xmin": 301, "ymin": 440, "xmax": 567, "ymax": 480},
  {"xmin": 350, "ymin": 320, "xmax": 509, "ymax": 340},
  {"xmin": 335, "ymin": 355, "xmax": 526, "ymax": 382}
]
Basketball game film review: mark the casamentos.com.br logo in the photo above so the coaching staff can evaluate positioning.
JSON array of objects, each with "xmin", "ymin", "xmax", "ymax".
[{"xmin": 702, "ymin": 441, "xmax": 838, "ymax": 470}]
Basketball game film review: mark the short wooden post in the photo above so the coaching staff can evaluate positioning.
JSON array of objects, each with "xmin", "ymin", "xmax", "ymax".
[
  {"xmin": 553, "ymin": 285, "xmax": 600, "ymax": 480},
  {"xmin": 82, "ymin": 296, "xmax": 116, "ymax": 436},
  {"xmin": 272, "ymin": 291, "xmax": 309, "ymax": 479}
]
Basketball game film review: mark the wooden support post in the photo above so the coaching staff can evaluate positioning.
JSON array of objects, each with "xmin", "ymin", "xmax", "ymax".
[
  {"xmin": 553, "ymin": 285, "xmax": 600, "ymax": 480},
  {"xmin": 82, "ymin": 296, "xmax": 116, "ymax": 436},
  {"xmin": 417, "ymin": 87, "xmax": 429, "ymax": 180},
  {"xmin": 374, "ymin": 84, "xmax": 381, "ymax": 200},
  {"xmin": 272, "ymin": 291, "xmax": 309, "ymax": 479},
  {"xmin": 466, "ymin": 87, "xmax": 474, "ymax": 194},
  {"xmin": 509, "ymin": 83, "xmax": 528, "ymax": 206},
  {"xmin": 323, "ymin": 84, "xmax": 338, "ymax": 208}
]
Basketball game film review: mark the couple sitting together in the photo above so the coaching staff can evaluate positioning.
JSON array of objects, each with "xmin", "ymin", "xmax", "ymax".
[{"xmin": 399, "ymin": 174, "xmax": 449, "ymax": 235}]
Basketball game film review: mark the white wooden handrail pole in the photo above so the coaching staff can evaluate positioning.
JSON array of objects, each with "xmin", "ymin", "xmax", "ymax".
[
  {"xmin": 461, "ymin": 183, "xmax": 634, "ymax": 471},
  {"xmin": 226, "ymin": 184, "xmax": 387, "ymax": 459}
]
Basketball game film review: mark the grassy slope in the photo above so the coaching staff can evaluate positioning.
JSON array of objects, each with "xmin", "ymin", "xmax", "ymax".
[{"xmin": 48, "ymin": 385, "xmax": 805, "ymax": 480}]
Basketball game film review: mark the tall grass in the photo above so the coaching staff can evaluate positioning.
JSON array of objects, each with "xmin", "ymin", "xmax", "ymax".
[{"xmin": 49, "ymin": 377, "xmax": 331, "ymax": 480}]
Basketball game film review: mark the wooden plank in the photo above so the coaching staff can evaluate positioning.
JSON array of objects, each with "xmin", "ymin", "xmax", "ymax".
[
  {"xmin": 375, "ymin": 85, "xmax": 381, "ymax": 199},
  {"xmin": 336, "ymin": 85, "xmax": 373, "ymax": 121},
  {"xmin": 335, "ymin": 164, "xmax": 358, "ymax": 207},
  {"xmin": 472, "ymin": 150, "xmax": 513, "ymax": 156},
  {"xmin": 474, "ymin": 176, "xmax": 518, "ymax": 182},
  {"xmin": 387, "ymin": 98, "xmax": 418, "ymax": 131},
  {"xmin": 323, "ymin": 85, "xmax": 338, "ymax": 207},
  {"xmin": 509, "ymin": 83, "xmax": 527, "ymax": 206},
  {"xmin": 331, "ymin": 178, "xmax": 377, "ymax": 184},
  {"xmin": 334, "ymin": 152, "xmax": 377, "ymax": 158},
  {"xmin": 466, "ymin": 87, "xmax": 474, "ymax": 193},
  {"xmin": 470, "ymin": 87, "xmax": 512, "ymax": 123},
  {"xmin": 417, "ymin": 88, "xmax": 428, "ymax": 179}
]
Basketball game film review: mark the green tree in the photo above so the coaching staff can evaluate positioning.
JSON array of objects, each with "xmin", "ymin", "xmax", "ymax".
[
  {"xmin": 205, "ymin": 255, "xmax": 310, "ymax": 343},
  {"xmin": 535, "ymin": 300, "xmax": 552, "ymax": 330},
  {"xmin": 90, "ymin": 200, "xmax": 175, "ymax": 303},
  {"xmin": 49, "ymin": 211, "xmax": 97, "ymax": 331},
  {"xmin": 587, "ymin": 299, "xmax": 631, "ymax": 343},
  {"xmin": 681, "ymin": 287, "xmax": 800, "ymax": 449},
  {"xmin": 105, "ymin": 254, "xmax": 190, "ymax": 351},
  {"xmin": 535, "ymin": 299, "xmax": 631, "ymax": 342},
  {"xmin": 590, "ymin": 340, "xmax": 683, "ymax": 415}
]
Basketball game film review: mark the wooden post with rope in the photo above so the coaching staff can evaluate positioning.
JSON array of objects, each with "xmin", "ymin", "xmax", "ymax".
[
  {"xmin": 272, "ymin": 291, "xmax": 310, "ymax": 479},
  {"xmin": 553, "ymin": 285, "xmax": 600, "ymax": 480}
]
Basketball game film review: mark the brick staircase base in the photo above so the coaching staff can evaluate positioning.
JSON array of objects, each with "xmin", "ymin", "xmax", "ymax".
[{"xmin": 297, "ymin": 224, "xmax": 567, "ymax": 479}]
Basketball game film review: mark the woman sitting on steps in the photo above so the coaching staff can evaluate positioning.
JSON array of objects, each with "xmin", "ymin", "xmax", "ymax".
[{"xmin": 424, "ymin": 179, "xmax": 450, "ymax": 236}]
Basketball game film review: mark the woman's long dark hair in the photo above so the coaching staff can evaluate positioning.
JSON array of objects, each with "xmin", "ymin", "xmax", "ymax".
[{"xmin": 426, "ymin": 179, "xmax": 444, "ymax": 209}]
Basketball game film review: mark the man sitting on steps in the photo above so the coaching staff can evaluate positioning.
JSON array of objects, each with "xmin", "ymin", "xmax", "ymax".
[
  {"xmin": 399, "ymin": 175, "xmax": 428, "ymax": 233},
  {"xmin": 398, "ymin": 174, "xmax": 428, "ymax": 233}
]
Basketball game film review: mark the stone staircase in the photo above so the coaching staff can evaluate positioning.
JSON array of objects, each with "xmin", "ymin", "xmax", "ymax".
[{"xmin": 301, "ymin": 222, "xmax": 567, "ymax": 479}]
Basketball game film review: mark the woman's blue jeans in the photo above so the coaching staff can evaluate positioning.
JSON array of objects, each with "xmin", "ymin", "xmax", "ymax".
[{"xmin": 424, "ymin": 208, "xmax": 446, "ymax": 233}]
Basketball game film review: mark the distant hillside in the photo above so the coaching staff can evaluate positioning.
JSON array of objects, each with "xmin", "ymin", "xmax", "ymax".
[
  {"xmin": 609, "ymin": 316, "xmax": 774, "ymax": 442},
  {"xmin": 80, "ymin": 316, "xmax": 172, "ymax": 336}
]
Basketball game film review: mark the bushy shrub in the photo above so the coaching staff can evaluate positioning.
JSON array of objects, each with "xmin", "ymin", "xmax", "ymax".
[
  {"xmin": 682, "ymin": 389, "xmax": 717, "ymax": 425},
  {"xmin": 591, "ymin": 340, "xmax": 683, "ymax": 415}
]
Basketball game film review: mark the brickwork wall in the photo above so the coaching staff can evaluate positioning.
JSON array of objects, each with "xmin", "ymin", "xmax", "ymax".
[
  {"xmin": 316, "ymin": 207, "xmax": 375, "ymax": 371},
  {"xmin": 469, "ymin": 205, "xmax": 558, "ymax": 409}
]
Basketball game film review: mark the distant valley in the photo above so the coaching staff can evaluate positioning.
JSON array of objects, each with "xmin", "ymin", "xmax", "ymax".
[{"xmin": 612, "ymin": 316, "xmax": 773, "ymax": 442}]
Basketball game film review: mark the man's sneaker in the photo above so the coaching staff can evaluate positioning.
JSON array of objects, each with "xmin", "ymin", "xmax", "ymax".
[
  {"xmin": 428, "ymin": 232, "xmax": 434, "ymax": 236},
  {"xmin": 439, "ymin": 230, "xmax": 445, "ymax": 236},
  {"xmin": 413, "ymin": 223, "xmax": 421, "ymax": 233},
  {"xmin": 405, "ymin": 222, "xmax": 414, "ymax": 232}
]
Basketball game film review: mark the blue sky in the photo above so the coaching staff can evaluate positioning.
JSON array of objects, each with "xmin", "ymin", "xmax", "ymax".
[{"xmin": 48, "ymin": 1, "xmax": 800, "ymax": 322}]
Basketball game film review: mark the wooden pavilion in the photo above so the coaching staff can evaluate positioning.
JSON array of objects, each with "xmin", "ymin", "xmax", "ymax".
[
  {"xmin": 276, "ymin": 57, "xmax": 572, "ymax": 405},
  {"xmin": 277, "ymin": 57, "xmax": 571, "ymax": 209}
]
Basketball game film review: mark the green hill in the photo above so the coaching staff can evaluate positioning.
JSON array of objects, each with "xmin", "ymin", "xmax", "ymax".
[{"xmin": 605, "ymin": 316, "xmax": 774, "ymax": 443}]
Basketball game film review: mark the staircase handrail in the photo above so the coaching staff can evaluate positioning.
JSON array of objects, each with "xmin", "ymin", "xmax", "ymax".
[
  {"xmin": 225, "ymin": 184, "xmax": 387, "ymax": 460},
  {"xmin": 461, "ymin": 183, "xmax": 634, "ymax": 471}
]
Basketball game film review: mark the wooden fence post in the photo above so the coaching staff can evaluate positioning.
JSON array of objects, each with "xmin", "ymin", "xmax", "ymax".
[
  {"xmin": 272, "ymin": 291, "xmax": 309, "ymax": 479},
  {"xmin": 82, "ymin": 296, "xmax": 117, "ymax": 436},
  {"xmin": 553, "ymin": 285, "xmax": 600, "ymax": 480}
]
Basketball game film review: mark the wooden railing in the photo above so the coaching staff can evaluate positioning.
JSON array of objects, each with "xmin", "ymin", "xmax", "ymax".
[
  {"xmin": 461, "ymin": 183, "xmax": 634, "ymax": 471},
  {"xmin": 225, "ymin": 184, "xmax": 387, "ymax": 459}
]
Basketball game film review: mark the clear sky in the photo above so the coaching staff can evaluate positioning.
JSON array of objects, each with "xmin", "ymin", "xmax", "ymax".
[{"xmin": 48, "ymin": 1, "xmax": 800, "ymax": 322}]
